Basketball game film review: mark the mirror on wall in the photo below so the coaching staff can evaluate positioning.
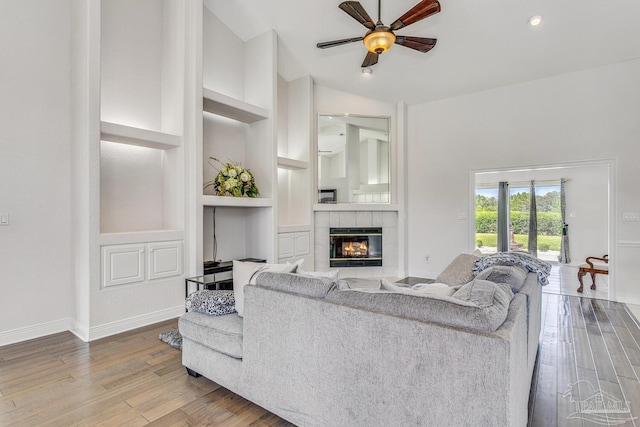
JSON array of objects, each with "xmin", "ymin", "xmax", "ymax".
[{"xmin": 317, "ymin": 114, "xmax": 390, "ymax": 204}]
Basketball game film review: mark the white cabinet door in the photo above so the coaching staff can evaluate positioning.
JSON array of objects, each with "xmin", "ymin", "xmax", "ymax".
[
  {"xmin": 148, "ymin": 241, "xmax": 183, "ymax": 280},
  {"xmin": 102, "ymin": 244, "xmax": 145, "ymax": 288},
  {"xmin": 279, "ymin": 233, "xmax": 295, "ymax": 259},
  {"xmin": 279, "ymin": 231, "xmax": 311, "ymax": 265},
  {"xmin": 102, "ymin": 240, "xmax": 184, "ymax": 287},
  {"xmin": 294, "ymin": 232, "xmax": 310, "ymax": 256}
]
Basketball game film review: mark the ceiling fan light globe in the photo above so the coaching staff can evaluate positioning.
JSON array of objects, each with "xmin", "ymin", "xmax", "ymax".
[{"xmin": 363, "ymin": 30, "xmax": 396, "ymax": 54}]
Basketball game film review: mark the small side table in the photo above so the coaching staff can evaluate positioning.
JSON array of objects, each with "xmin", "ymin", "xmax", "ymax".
[
  {"xmin": 184, "ymin": 272, "xmax": 233, "ymax": 297},
  {"xmin": 185, "ymin": 258, "xmax": 266, "ymax": 297}
]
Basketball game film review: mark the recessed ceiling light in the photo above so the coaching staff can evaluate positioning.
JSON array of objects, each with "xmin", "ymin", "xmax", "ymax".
[
  {"xmin": 361, "ymin": 67, "xmax": 373, "ymax": 76},
  {"xmin": 528, "ymin": 15, "xmax": 543, "ymax": 26}
]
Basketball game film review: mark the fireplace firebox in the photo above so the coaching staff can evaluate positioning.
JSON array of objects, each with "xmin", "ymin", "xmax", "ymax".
[{"xmin": 329, "ymin": 227, "xmax": 382, "ymax": 267}]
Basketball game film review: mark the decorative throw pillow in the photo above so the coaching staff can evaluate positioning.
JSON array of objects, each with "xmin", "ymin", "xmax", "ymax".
[
  {"xmin": 233, "ymin": 260, "xmax": 298, "ymax": 317},
  {"xmin": 475, "ymin": 265, "xmax": 528, "ymax": 293},
  {"xmin": 291, "ymin": 258, "xmax": 305, "ymax": 270},
  {"xmin": 380, "ymin": 279, "xmax": 456, "ymax": 297},
  {"xmin": 435, "ymin": 253, "xmax": 479, "ymax": 286},
  {"xmin": 185, "ymin": 290, "xmax": 236, "ymax": 316},
  {"xmin": 297, "ymin": 268, "xmax": 339, "ymax": 282}
]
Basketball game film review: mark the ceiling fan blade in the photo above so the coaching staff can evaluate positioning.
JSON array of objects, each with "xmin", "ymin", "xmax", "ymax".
[
  {"xmin": 395, "ymin": 36, "xmax": 437, "ymax": 53},
  {"xmin": 339, "ymin": 1, "xmax": 376, "ymax": 30},
  {"xmin": 317, "ymin": 36, "xmax": 364, "ymax": 49},
  {"xmin": 390, "ymin": 0, "xmax": 441, "ymax": 31},
  {"xmin": 361, "ymin": 51, "xmax": 379, "ymax": 67}
]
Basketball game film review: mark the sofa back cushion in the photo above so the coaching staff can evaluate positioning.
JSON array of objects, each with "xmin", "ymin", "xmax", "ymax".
[
  {"xmin": 233, "ymin": 260, "xmax": 298, "ymax": 317},
  {"xmin": 255, "ymin": 272, "xmax": 335, "ymax": 298},
  {"xmin": 435, "ymin": 253, "xmax": 479, "ymax": 286},
  {"xmin": 326, "ymin": 278, "xmax": 514, "ymax": 332},
  {"xmin": 381, "ymin": 279, "xmax": 456, "ymax": 297},
  {"xmin": 298, "ymin": 268, "xmax": 340, "ymax": 282},
  {"xmin": 336, "ymin": 277, "xmax": 382, "ymax": 290}
]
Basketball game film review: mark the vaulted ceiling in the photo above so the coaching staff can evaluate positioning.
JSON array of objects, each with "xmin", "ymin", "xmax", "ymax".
[{"xmin": 204, "ymin": 0, "xmax": 640, "ymax": 105}]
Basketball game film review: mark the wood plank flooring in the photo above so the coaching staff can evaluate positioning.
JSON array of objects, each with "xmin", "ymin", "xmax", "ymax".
[
  {"xmin": 530, "ymin": 294, "xmax": 640, "ymax": 426},
  {"xmin": 0, "ymin": 320, "xmax": 292, "ymax": 426},
  {"xmin": 1, "ymin": 295, "xmax": 640, "ymax": 426}
]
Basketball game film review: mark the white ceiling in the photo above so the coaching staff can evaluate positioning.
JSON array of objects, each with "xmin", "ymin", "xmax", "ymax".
[{"xmin": 204, "ymin": 0, "xmax": 640, "ymax": 105}]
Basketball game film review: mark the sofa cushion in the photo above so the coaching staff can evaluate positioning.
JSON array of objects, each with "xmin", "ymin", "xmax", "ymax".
[
  {"xmin": 435, "ymin": 253, "xmax": 479, "ymax": 286},
  {"xmin": 381, "ymin": 279, "xmax": 456, "ymax": 297},
  {"xmin": 255, "ymin": 272, "xmax": 335, "ymax": 298},
  {"xmin": 233, "ymin": 260, "xmax": 298, "ymax": 317},
  {"xmin": 297, "ymin": 268, "xmax": 340, "ymax": 282},
  {"xmin": 326, "ymin": 278, "xmax": 513, "ymax": 332},
  {"xmin": 335, "ymin": 277, "xmax": 381, "ymax": 290},
  {"xmin": 475, "ymin": 265, "xmax": 528, "ymax": 293},
  {"xmin": 185, "ymin": 290, "xmax": 236, "ymax": 316},
  {"xmin": 179, "ymin": 311, "xmax": 244, "ymax": 359}
]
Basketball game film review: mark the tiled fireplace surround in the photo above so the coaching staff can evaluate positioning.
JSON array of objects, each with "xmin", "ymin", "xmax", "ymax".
[{"xmin": 314, "ymin": 211, "xmax": 398, "ymax": 278}]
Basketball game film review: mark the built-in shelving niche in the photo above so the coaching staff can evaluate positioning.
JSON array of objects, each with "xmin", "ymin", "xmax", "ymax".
[
  {"xmin": 198, "ymin": 15, "xmax": 277, "ymax": 266},
  {"xmin": 201, "ymin": 88, "xmax": 274, "ymax": 265},
  {"xmin": 99, "ymin": 0, "xmax": 184, "ymax": 237},
  {"xmin": 100, "ymin": 121, "xmax": 182, "ymax": 234},
  {"xmin": 276, "ymin": 75, "xmax": 313, "ymax": 259},
  {"xmin": 202, "ymin": 88, "xmax": 272, "ymax": 206}
]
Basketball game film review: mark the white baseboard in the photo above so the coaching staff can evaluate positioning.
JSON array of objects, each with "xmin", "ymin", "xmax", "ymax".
[
  {"xmin": 0, "ymin": 317, "xmax": 75, "ymax": 347},
  {"xmin": 0, "ymin": 306, "xmax": 185, "ymax": 347},
  {"xmin": 70, "ymin": 320, "xmax": 90, "ymax": 342},
  {"xmin": 86, "ymin": 305, "xmax": 185, "ymax": 341}
]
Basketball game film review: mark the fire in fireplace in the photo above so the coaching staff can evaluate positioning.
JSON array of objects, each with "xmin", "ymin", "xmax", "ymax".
[{"xmin": 329, "ymin": 227, "xmax": 382, "ymax": 267}]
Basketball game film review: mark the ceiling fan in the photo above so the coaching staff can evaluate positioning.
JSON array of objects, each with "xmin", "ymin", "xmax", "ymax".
[{"xmin": 317, "ymin": 0, "xmax": 441, "ymax": 68}]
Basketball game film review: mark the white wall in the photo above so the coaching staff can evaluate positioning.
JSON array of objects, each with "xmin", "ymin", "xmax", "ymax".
[
  {"xmin": 203, "ymin": 7, "xmax": 244, "ymax": 99},
  {"xmin": 0, "ymin": 0, "xmax": 74, "ymax": 342},
  {"xmin": 100, "ymin": 0, "xmax": 163, "ymax": 130},
  {"xmin": 407, "ymin": 59, "xmax": 640, "ymax": 304}
]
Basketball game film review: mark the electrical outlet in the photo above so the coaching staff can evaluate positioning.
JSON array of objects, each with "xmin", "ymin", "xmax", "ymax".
[
  {"xmin": 0, "ymin": 213, "xmax": 8, "ymax": 226},
  {"xmin": 623, "ymin": 212, "xmax": 639, "ymax": 222}
]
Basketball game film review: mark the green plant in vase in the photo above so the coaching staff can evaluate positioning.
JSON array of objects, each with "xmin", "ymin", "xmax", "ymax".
[{"xmin": 204, "ymin": 157, "xmax": 259, "ymax": 198}]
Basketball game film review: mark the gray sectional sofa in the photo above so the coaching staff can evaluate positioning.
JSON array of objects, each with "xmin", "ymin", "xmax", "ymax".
[{"xmin": 178, "ymin": 268, "xmax": 542, "ymax": 426}]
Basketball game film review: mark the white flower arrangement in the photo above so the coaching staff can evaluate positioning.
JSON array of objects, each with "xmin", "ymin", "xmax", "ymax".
[{"xmin": 204, "ymin": 157, "xmax": 259, "ymax": 198}]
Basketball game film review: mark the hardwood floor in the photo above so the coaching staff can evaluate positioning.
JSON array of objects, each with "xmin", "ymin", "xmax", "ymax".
[
  {"xmin": 530, "ymin": 293, "xmax": 640, "ymax": 426},
  {"xmin": 0, "ymin": 320, "xmax": 292, "ymax": 426},
  {"xmin": 2, "ymin": 295, "xmax": 640, "ymax": 426}
]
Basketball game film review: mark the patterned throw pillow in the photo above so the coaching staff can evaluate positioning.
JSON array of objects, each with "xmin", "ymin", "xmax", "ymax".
[{"xmin": 185, "ymin": 290, "xmax": 236, "ymax": 316}]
